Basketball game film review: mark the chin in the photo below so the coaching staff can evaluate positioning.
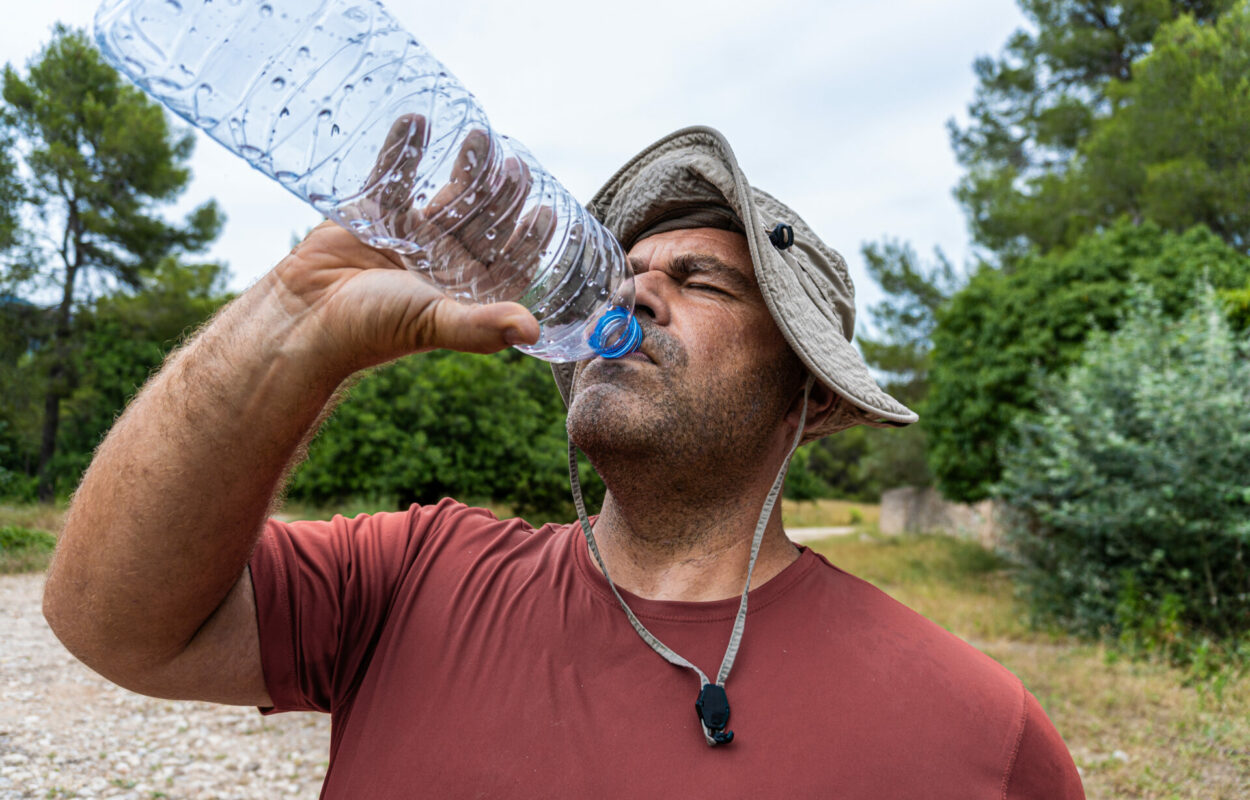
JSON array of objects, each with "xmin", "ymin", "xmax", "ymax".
[{"xmin": 566, "ymin": 389, "xmax": 655, "ymax": 457}]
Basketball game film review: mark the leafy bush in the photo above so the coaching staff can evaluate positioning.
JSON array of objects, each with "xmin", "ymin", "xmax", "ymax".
[
  {"xmin": 288, "ymin": 349, "xmax": 603, "ymax": 524},
  {"xmin": 928, "ymin": 220, "xmax": 1250, "ymax": 502},
  {"xmin": 997, "ymin": 285, "xmax": 1250, "ymax": 660}
]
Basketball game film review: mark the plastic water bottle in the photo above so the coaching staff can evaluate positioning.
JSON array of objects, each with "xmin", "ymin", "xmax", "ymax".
[{"xmin": 92, "ymin": 0, "xmax": 641, "ymax": 362}]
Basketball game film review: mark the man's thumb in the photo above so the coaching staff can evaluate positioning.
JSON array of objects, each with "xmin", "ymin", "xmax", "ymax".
[{"xmin": 426, "ymin": 299, "xmax": 540, "ymax": 354}]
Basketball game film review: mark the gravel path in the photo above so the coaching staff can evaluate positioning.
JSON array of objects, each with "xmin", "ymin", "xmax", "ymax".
[{"xmin": 0, "ymin": 574, "xmax": 331, "ymax": 800}]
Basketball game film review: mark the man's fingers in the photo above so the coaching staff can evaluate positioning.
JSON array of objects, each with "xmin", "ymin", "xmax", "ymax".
[
  {"xmin": 426, "ymin": 128, "xmax": 492, "ymax": 221},
  {"xmin": 450, "ymin": 155, "xmax": 532, "ymax": 265},
  {"xmin": 365, "ymin": 114, "xmax": 428, "ymax": 193}
]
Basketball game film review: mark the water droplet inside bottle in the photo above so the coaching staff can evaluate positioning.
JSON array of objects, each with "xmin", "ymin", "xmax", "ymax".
[
  {"xmin": 276, "ymin": 170, "xmax": 300, "ymax": 184},
  {"xmin": 462, "ymin": 192, "xmax": 476, "ymax": 205},
  {"xmin": 297, "ymin": 46, "xmax": 311, "ymax": 58},
  {"xmin": 415, "ymin": 192, "xmax": 428, "ymax": 204},
  {"xmin": 343, "ymin": 84, "xmax": 354, "ymax": 94},
  {"xmin": 465, "ymin": 150, "xmax": 479, "ymax": 169},
  {"xmin": 318, "ymin": 109, "xmax": 332, "ymax": 122},
  {"xmin": 270, "ymin": 77, "xmax": 285, "ymax": 90},
  {"xmin": 278, "ymin": 107, "xmax": 290, "ymax": 119},
  {"xmin": 165, "ymin": 0, "xmax": 182, "ymax": 11},
  {"xmin": 238, "ymin": 145, "xmax": 264, "ymax": 162},
  {"xmin": 345, "ymin": 5, "xmax": 367, "ymax": 22},
  {"xmin": 362, "ymin": 76, "xmax": 373, "ymax": 85},
  {"xmin": 330, "ymin": 124, "xmax": 340, "ymax": 136},
  {"xmin": 484, "ymin": 228, "xmax": 497, "ymax": 241},
  {"xmin": 348, "ymin": 218, "xmax": 370, "ymax": 231},
  {"xmin": 258, "ymin": 4, "xmax": 273, "ymax": 18}
]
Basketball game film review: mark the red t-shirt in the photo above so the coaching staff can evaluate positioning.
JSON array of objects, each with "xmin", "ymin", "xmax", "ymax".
[{"xmin": 250, "ymin": 499, "xmax": 1084, "ymax": 798}]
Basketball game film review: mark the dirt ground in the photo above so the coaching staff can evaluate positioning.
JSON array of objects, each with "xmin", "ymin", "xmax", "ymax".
[{"xmin": 0, "ymin": 574, "xmax": 331, "ymax": 799}]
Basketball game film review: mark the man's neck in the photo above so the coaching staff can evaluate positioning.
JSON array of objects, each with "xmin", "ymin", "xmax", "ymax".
[{"xmin": 584, "ymin": 467, "xmax": 800, "ymax": 603}]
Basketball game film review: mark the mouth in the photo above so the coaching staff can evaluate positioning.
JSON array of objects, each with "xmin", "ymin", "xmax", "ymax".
[{"xmin": 616, "ymin": 350, "xmax": 653, "ymax": 364}]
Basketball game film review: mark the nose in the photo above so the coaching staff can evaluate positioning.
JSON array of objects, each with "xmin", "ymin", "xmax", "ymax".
[{"xmin": 632, "ymin": 269, "xmax": 672, "ymax": 327}]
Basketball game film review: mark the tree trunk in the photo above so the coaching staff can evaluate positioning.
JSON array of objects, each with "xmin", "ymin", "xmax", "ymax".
[
  {"xmin": 36, "ymin": 262, "xmax": 77, "ymax": 501},
  {"xmin": 36, "ymin": 365, "xmax": 63, "ymax": 501}
]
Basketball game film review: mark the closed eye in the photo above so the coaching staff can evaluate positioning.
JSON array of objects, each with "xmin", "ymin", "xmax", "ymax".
[{"xmin": 687, "ymin": 282, "xmax": 727, "ymax": 294}]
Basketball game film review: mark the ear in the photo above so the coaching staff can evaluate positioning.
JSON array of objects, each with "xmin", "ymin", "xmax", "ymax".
[{"xmin": 784, "ymin": 377, "xmax": 838, "ymax": 438}]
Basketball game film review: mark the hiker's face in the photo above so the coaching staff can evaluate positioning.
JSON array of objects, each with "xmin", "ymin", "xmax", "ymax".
[{"xmin": 568, "ymin": 228, "xmax": 803, "ymax": 467}]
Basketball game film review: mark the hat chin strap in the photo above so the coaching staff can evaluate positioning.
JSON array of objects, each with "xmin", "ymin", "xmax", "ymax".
[{"xmin": 567, "ymin": 374, "xmax": 816, "ymax": 746}]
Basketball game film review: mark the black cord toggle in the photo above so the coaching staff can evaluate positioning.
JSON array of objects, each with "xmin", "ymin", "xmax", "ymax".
[
  {"xmin": 695, "ymin": 683, "xmax": 735, "ymax": 745},
  {"xmin": 768, "ymin": 222, "xmax": 795, "ymax": 250}
]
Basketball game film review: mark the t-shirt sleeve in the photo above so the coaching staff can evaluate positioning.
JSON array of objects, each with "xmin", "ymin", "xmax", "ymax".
[
  {"xmin": 249, "ymin": 502, "xmax": 445, "ymax": 714},
  {"xmin": 1004, "ymin": 690, "xmax": 1085, "ymax": 799}
]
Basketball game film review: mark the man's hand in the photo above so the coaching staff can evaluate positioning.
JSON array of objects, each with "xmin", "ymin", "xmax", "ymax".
[
  {"xmin": 268, "ymin": 220, "xmax": 539, "ymax": 377},
  {"xmin": 267, "ymin": 114, "xmax": 547, "ymax": 377}
]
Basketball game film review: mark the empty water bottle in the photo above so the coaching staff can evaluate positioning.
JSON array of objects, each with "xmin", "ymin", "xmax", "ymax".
[{"xmin": 92, "ymin": 0, "xmax": 641, "ymax": 362}]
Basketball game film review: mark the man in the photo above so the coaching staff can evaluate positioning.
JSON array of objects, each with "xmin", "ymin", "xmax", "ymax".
[{"xmin": 43, "ymin": 126, "xmax": 1084, "ymax": 797}]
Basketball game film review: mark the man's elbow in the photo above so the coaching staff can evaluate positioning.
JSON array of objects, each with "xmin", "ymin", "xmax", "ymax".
[
  {"xmin": 41, "ymin": 563, "xmax": 158, "ymax": 691},
  {"xmin": 42, "ymin": 564, "xmax": 105, "ymax": 669}
]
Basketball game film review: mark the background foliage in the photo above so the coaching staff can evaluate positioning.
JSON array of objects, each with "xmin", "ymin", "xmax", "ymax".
[
  {"xmin": 926, "ymin": 220, "xmax": 1250, "ymax": 502},
  {"xmin": 0, "ymin": 26, "xmax": 222, "ymax": 499},
  {"xmin": 286, "ymin": 350, "xmax": 602, "ymax": 523},
  {"xmin": 997, "ymin": 286, "xmax": 1250, "ymax": 661}
]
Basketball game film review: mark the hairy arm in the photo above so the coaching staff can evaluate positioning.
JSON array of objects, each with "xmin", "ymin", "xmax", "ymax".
[{"xmin": 42, "ymin": 221, "xmax": 538, "ymax": 705}]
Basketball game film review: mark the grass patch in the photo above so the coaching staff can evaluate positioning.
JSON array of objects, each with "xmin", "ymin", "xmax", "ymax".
[
  {"xmin": 279, "ymin": 497, "xmax": 880, "ymax": 529},
  {"xmin": 811, "ymin": 533, "xmax": 1250, "ymax": 800},
  {"xmin": 274, "ymin": 496, "xmax": 516, "ymax": 522},
  {"xmin": 0, "ymin": 503, "xmax": 66, "ymax": 534},
  {"xmin": 0, "ymin": 523, "xmax": 56, "ymax": 574},
  {"xmin": 781, "ymin": 498, "xmax": 878, "ymax": 528}
]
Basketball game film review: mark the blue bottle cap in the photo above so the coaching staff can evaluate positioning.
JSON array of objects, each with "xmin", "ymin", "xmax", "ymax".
[{"xmin": 589, "ymin": 307, "xmax": 643, "ymax": 359}]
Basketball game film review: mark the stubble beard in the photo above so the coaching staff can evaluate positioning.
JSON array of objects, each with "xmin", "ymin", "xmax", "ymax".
[{"xmin": 567, "ymin": 332, "xmax": 800, "ymax": 497}]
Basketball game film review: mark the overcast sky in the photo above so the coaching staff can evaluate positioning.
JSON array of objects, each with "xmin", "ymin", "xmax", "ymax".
[{"xmin": 2, "ymin": 0, "xmax": 1028, "ymax": 318}]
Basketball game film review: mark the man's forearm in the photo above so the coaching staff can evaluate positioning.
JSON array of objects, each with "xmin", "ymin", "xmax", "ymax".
[{"xmin": 43, "ymin": 271, "xmax": 345, "ymax": 682}]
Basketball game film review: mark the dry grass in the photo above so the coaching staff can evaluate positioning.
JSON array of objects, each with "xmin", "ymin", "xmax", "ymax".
[
  {"xmin": 812, "ymin": 532, "xmax": 1250, "ymax": 800},
  {"xmin": 780, "ymin": 498, "xmax": 879, "ymax": 528},
  {"xmin": 0, "ymin": 502, "xmax": 66, "ymax": 535}
]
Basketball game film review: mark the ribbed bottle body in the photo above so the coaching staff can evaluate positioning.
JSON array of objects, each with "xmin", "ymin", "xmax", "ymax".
[{"xmin": 93, "ymin": 0, "xmax": 635, "ymax": 362}]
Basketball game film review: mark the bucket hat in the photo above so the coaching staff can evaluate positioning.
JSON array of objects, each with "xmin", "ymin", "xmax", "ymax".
[{"xmin": 550, "ymin": 125, "xmax": 918, "ymax": 438}]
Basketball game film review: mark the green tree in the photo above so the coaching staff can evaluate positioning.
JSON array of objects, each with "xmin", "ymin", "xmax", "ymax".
[
  {"xmin": 0, "ymin": 124, "xmax": 22, "ymax": 257},
  {"xmin": 826, "ymin": 240, "xmax": 960, "ymax": 496},
  {"xmin": 288, "ymin": 350, "xmax": 602, "ymax": 524},
  {"xmin": 1078, "ymin": 5, "xmax": 1250, "ymax": 250},
  {"xmin": 926, "ymin": 220, "xmax": 1250, "ymax": 502},
  {"xmin": 998, "ymin": 285, "xmax": 1250, "ymax": 653},
  {"xmin": 951, "ymin": 0, "xmax": 1236, "ymax": 261},
  {"xmin": 51, "ymin": 259, "xmax": 229, "ymax": 493},
  {"xmin": 1, "ymin": 25, "xmax": 222, "ymax": 499}
]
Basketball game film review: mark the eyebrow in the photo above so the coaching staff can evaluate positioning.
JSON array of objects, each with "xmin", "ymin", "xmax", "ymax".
[{"xmin": 628, "ymin": 253, "xmax": 755, "ymax": 294}]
